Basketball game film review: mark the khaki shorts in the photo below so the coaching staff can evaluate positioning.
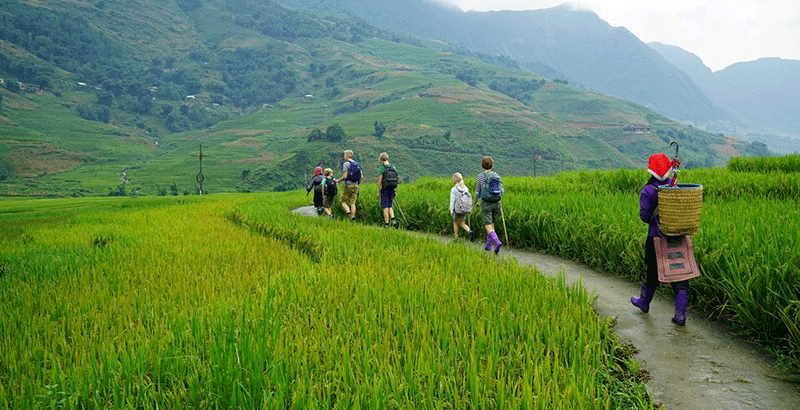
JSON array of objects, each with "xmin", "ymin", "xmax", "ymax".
[
  {"xmin": 341, "ymin": 184, "xmax": 359, "ymax": 206},
  {"xmin": 481, "ymin": 200, "xmax": 502, "ymax": 226}
]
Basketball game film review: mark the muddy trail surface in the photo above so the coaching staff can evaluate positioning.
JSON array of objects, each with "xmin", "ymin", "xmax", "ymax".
[{"xmin": 292, "ymin": 207, "xmax": 800, "ymax": 409}]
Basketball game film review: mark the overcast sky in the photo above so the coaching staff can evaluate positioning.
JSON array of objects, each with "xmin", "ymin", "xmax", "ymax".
[{"xmin": 433, "ymin": 0, "xmax": 800, "ymax": 72}]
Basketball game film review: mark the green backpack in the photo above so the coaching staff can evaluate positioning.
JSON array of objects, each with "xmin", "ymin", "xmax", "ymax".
[{"xmin": 480, "ymin": 171, "xmax": 503, "ymax": 202}]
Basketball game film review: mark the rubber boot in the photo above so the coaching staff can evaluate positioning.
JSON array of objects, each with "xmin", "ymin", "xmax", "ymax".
[
  {"xmin": 491, "ymin": 231, "xmax": 503, "ymax": 254},
  {"xmin": 672, "ymin": 290, "xmax": 688, "ymax": 326},
  {"xmin": 484, "ymin": 234, "xmax": 493, "ymax": 251},
  {"xmin": 631, "ymin": 284, "xmax": 656, "ymax": 313}
]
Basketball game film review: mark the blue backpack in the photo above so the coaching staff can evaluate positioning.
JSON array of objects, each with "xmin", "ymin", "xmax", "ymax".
[
  {"xmin": 480, "ymin": 171, "xmax": 503, "ymax": 202},
  {"xmin": 346, "ymin": 160, "xmax": 362, "ymax": 183}
]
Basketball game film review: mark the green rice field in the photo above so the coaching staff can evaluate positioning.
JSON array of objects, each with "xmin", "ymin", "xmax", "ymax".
[
  {"xmin": 0, "ymin": 192, "xmax": 650, "ymax": 408},
  {"xmin": 1, "ymin": 156, "xmax": 798, "ymax": 408}
]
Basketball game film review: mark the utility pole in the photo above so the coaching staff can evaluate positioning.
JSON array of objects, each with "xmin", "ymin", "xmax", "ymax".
[{"xmin": 197, "ymin": 145, "xmax": 205, "ymax": 195}]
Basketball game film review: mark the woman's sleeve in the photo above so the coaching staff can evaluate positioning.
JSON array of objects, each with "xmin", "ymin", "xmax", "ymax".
[{"xmin": 639, "ymin": 185, "xmax": 656, "ymax": 223}]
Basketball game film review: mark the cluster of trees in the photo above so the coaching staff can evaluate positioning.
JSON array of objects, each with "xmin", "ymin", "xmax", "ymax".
[
  {"xmin": 221, "ymin": 47, "xmax": 297, "ymax": 107},
  {"xmin": 488, "ymin": 77, "xmax": 547, "ymax": 103},
  {"xmin": 156, "ymin": 183, "xmax": 189, "ymax": 196},
  {"xmin": 0, "ymin": 54, "xmax": 55, "ymax": 90},
  {"xmin": 307, "ymin": 124, "xmax": 347, "ymax": 142},
  {"xmin": 0, "ymin": 3, "xmax": 120, "ymax": 74},
  {"xmin": 333, "ymin": 97, "xmax": 370, "ymax": 115},
  {"xmin": 222, "ymin": 0, "xmax": 388, "ymax": 43},
  {"xmin": 77, "ymin": 103, "xmax": 112, "ymax": 123}
]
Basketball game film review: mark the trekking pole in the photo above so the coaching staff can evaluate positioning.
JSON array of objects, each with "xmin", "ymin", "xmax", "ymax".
[
  {"xmin": 500, "ymin": 205, "xmax": 509, "ymax": 248},
  {"xmin": 394, "ymin": 197, "xmax": 409, "ymax": 226}
]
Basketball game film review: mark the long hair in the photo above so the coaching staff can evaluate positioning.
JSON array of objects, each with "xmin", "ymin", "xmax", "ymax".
[{"xmin": 452, "ymin": 172, "xmax": 466, "ymax": 187}]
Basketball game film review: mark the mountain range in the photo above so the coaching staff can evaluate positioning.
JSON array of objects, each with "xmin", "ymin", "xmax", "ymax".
[
  {"xmin": 0, "ymin": 0, "xmax": 762, "ymax": 196},
  {"xmin": 277, "ymin": 0, "xmax": 800, "ymax": 153},
  {"xmin": 649, "ymin": 42, "xmax": 800, "ymax": 153}
]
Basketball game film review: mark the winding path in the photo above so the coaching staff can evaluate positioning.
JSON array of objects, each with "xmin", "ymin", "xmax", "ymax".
[{"xmin": 293, "ymin": 207, "xmax": 800, "ymax": 409}]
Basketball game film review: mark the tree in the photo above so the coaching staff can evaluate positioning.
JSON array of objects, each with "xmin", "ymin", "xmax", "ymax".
[
  {"xmin": 325, "ymin": 123, "xmax": 346, "ymax": 142},
  {"xmin": 0, "ymin": 156, "xmax": 13, "ymax": 181},
  {"xmin": 97, "ymin": 106, "xmax": 111, "ymax": 123},
  {"xmin": 307, "ymin": 128, "xmax": 324, "ymax": 142},
  {"xmin": 373, "ymin": 121, "xmax": 386, "ymax": 139},
  {"xmin": 97, "ymin": 90, "xmax": 113, "ymax": 106},
  {"xmin": 5, "ymin": 80, "xmax": 20, "ymax": 93},
  {"xmin": 0, "ymin": 93, "xmax": 3, "ymax": 113}
]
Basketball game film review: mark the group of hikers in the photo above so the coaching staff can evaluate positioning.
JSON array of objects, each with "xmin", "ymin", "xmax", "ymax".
[
  {"xmin": 306, "ymin": 149, "xmax": 400, "ymax": 227},
  {"xmin": 307, "ymin": 150, "xmax": 691, "ymax": 326},
  {"xmin": 307, "ymin": 150, "xmax": 507, "ymax": 252}
]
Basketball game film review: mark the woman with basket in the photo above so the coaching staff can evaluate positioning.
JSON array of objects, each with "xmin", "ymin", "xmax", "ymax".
[{"xmin": 631, "ymin": 153, "xmax": 691, "ymax": 326}]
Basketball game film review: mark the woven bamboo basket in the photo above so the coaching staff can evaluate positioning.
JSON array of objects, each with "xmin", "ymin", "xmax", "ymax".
[{"xmin": 658, "ymin": 183, "xmax": 703, "ymax": 236}]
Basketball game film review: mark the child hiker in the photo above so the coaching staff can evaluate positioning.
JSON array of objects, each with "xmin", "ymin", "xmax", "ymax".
[
  {"xmin": 376, "ymin": 152, "xmax": 399, "ymax": 228},
  {"xmin": 631, "ymin": 153, "xmax": 690, "ymax": 326},
  {"xmin": 449, "ymin": 172, "xmax": 474, "ymax": 241},
  {"xmin": 306, "ymin": 166, "xmax": 324, "ymax": 216},
  {"xmin": 321, "ymin": 168, "xmax": 337, "ymax": 219},
  {"xmin": 475, "ymin": 156, "xmax": 504, "ymax": 254}
]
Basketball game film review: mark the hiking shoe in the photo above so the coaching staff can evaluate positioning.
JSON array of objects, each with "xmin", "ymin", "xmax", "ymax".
[
  {"xmin": 466, "ymin": 230, "xmax": 474, "ymax": 242},
  {"xmin": 328, "ymin": 214, "xmax": 334, "ymax": 219}
]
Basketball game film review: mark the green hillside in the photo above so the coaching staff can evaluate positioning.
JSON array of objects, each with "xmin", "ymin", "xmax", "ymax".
[{"xmin": 0, "ymin": 0, "xmax": 749, "ymax": 197}]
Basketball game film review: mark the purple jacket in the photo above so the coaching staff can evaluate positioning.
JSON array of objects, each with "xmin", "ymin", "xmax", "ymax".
[{"xmin": 639, "ymin": 176, "xmax": 673, "ymax": 237}]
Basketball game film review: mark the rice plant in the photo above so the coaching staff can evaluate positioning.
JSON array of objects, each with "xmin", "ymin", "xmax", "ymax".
[{"xmin": 0, "ymin": 194, "xmax": 652, "ymax": 408}]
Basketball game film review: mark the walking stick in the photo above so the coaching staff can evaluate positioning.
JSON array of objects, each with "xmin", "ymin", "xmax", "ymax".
[
  {"xmin": 394, "ymin": 197, "xmax": 409, "ymax": 226},
  {"xmin": 500, "ymin": 204, "xmax": 509, "ymax": 248}
]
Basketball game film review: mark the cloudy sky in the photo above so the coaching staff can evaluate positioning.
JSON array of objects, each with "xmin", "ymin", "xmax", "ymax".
[{"xmin": 434, "ymin": 0, "xmax": 800, "ymax": 72}]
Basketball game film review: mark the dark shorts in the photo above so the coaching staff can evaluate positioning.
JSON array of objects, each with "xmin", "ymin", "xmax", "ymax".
[
  {"xmin": 380, "ymin": 188, "xmax": 396, "ymax": 209},
  {"xmin": 323, "ymin": 195, "xmax": 335, "ymax": 208},
  {"xmin": 480, "ymin": 200, "xmax": 501, "ymax": 226}
]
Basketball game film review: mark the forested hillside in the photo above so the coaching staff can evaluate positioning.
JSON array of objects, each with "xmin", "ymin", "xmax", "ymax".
[{"xmin": 0, "ymin": 0, "xmax": 751, "ymax": 196}]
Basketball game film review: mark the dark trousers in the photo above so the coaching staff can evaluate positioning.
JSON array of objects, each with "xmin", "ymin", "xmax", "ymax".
[
  {"xmin": 645, "ymin": 236, "xmax": 689, "ymax": 292},
  {"xmin": 313, "ymin": 189, "xmax": 323, "ymax": 208}
]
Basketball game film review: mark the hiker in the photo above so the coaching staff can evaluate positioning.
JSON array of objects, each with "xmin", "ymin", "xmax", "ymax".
[
  {"xmin": 475, "ymin": 156, "xmax": 504, "ymax": 254},
  {"xmin": 321, "ymin": 168, "xmax": 337, "ymax": 219},
  {"xmin": 376, "ymin": 152, "xmax": 399, "ymax": 228},
  {"xmin": 631, "ymin": 153, "xmax": 690, "ymax": 326},
  {"xmin": 337, "ymin": 150, "xmax": 362, "ymax": 222},
  {"xmin": 449, "ymin": 172, "xmax": 474, "ymax": 241},
  {"xmin": 306, "ymin": 166, "xmax": 325, "ymax": 216}
]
